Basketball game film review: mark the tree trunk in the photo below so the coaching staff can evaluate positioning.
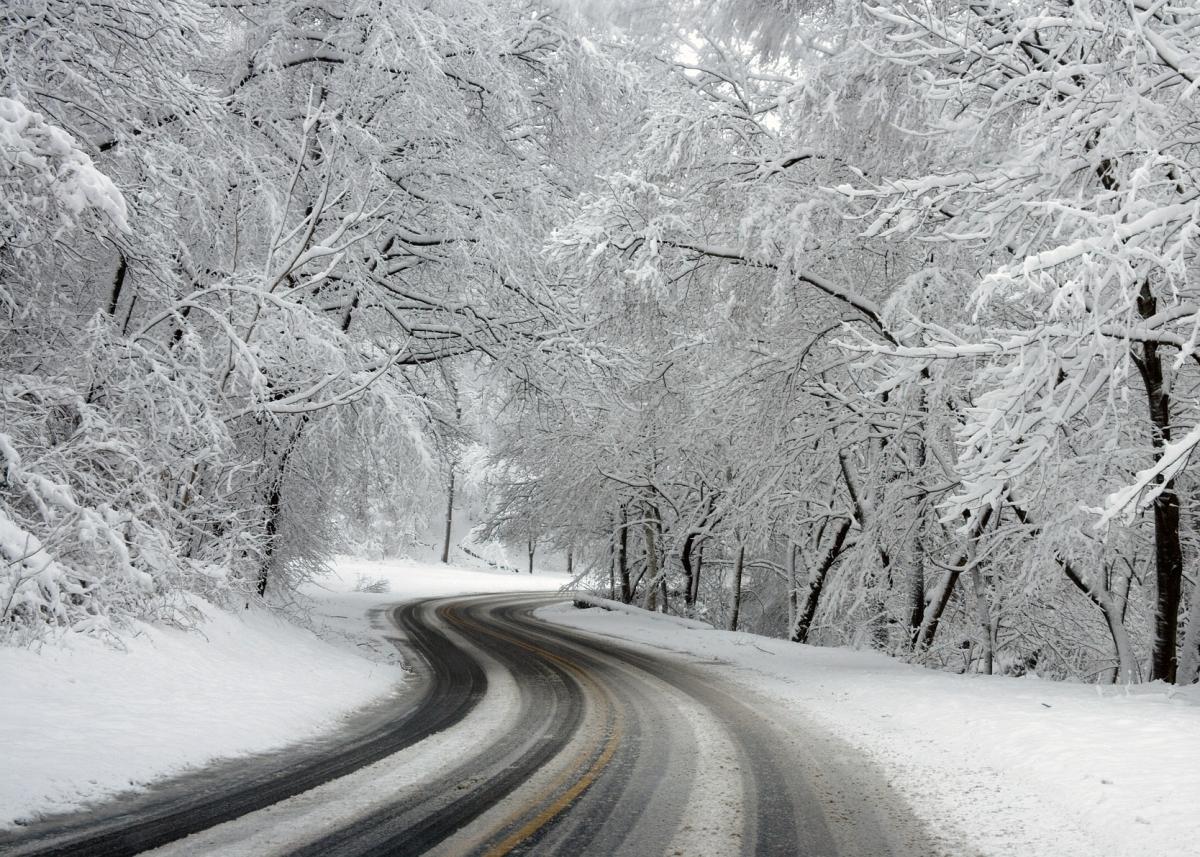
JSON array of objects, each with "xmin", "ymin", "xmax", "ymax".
[
  {"xmin": 729, "ymin": 543, "xmax": 745, "ymax": 631},
  {"xmin": 680, "ymin": 497, "xmax": 716, "ymax": 609},
  {"xmin": 907, "ymin": 528, "xmax": 927, "ymax": 648},
  {"xmin": 792, "ymin": 518, "xmax": 851, "ymax": 643},
  {"xmin": 168, "ymin": 304, "xmax": 193, "ymax": 351},
  {"xmin": 839, "ymin": 450, "xmax": 891, "ymax": 645},
  {"xmin": 639, "ymin": 521, "xmax": 660, "ymax": 611},
  {"xmin": 607, "ymin": 519, "xmax": 616, "ymax": 600},
  {"xmin": 617, "ymin": 506, "xmax": 631, "ymax": 603},
  {"xmin": 105, "ymin": 252, "xmax": 127, "ymax": 317},
  {"xmin": 440, "ymin": 468, "xmax": 455, "ymax": 564},
  {"xmin": 680, "ymin": 531, "xmax": 698, "ymax": 608},
  {"xmin": 566, "ymin": 546, "xmax": 574, "ymax": 577},
  {"xmin": 256, "ymin": 420, "xmax": 306, "ymax": 597},
  {"xmin": 1061, "ymin": 559, "xmax": 1139, "ymax": 683},
  {"xmin": 787, "ymin": 542, "xmax": 798, "ymax": 633},
  {"xmin": 1116, "ymin": 565, "xmax": 1133, "ymax": 627},
  {"xmin": 906, "ymin": 420, "xmax": 929, "ymax": 646},
  {"xmin": 1135, "ymin": 279, "xmax": 1184, "ymax": 683},
  {"xmin": 916, "ymin": 506, "xmax": 993, "ymax": 651},
  {"xmin": 1149, "ymin": 484, "xmax": 1183, "ymax": 681},
  {"xmin": 527, "ymin": 538, "xmax": 535, "ymax": 575},
  {"xmin": 969, "ymin": 565, "xmax": 993, "ymax": 674},
  {"xmin": 120, "ymin": 291, "xmax": 139, "ymax": 336},
  {"xmin": 257, "ymin": 477, "xmax": 284, "ymax": 597},
  {"xmin": 87, "ymin": 252, "xmax": 133, "ymax": 406}
]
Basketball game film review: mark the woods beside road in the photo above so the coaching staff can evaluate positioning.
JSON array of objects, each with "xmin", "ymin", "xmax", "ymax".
[{"xmin": 7, "ymin": 0, "xmax": 1200, "ymax": 689}]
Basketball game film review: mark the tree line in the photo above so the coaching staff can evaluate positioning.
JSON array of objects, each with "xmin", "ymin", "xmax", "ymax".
[
  {"xmin": 483, "ymin": 0, "xmax": 1200, "ymax": 685},
  {"xmin": 5, "ymin": 0, "xmax": 1200, "ymax": 685}
]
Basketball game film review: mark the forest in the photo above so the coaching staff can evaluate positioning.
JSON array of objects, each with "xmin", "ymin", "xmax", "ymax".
[{"xmin": 4, "ymin": 0, "xmax": 1200, "ymax": 686}]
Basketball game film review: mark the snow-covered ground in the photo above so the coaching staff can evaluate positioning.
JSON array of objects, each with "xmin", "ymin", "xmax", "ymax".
[
  {"xmin": 312, "ymin": 555, "xmax": 569, "ymax": 604},
  {"xmin": 0, "ymin": 556, "xmax": 566, "ymax": 830},
  {"xmin": 538, "ymin": 600, "xmax": 1200, "ymax": 857}
]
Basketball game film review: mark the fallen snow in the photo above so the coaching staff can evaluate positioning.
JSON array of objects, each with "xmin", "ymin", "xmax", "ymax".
[
  {"xmin": 0, "ymin": 555, "xmax": 567, "ymax": 830},
  {"xmin": 538, "ymin": 600, "xmax": 1200, "ymax": 857},
  {"xmin": 0, "ymin": 597, "xmax": 400, "ymax": 829},
  {"xmin": 313, "ymin": 554, "xmax": 570, "ymax": 602}
]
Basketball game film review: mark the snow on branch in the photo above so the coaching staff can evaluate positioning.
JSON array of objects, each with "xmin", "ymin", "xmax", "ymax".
[
  {"xmin": 1092, "ymin": 422, "xmax": 1200, "ymax": 529},
  {"xmin": 0, "ymin": 97, "xmax": 129, "ymax": 234}
]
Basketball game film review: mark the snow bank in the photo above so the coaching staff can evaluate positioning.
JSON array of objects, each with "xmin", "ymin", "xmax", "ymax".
[
  {"xmin": 569, "ymin": 593, "xmax": 715, "ymax": 630},
  {"xmin": 539, "ymin": 601, "xmax": 1200, "ymax": 857},
  {"xmin": 0, "ymin": 598, "xmax": 401, "ymax": 829}
]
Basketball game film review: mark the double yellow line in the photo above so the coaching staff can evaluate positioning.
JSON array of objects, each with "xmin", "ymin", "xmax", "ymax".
[{"xmin": 439, "ymin": 605, "xmax": 625, "ymax": 856}]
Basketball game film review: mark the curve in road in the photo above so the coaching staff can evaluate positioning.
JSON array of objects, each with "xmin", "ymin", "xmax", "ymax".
[{"xmin": 0, "ymin": 594, "xmax": 943, "ymax": 857}]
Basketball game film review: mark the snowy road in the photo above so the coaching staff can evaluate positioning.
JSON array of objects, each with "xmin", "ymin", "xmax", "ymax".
[{"xmin": 1, "ymin": 594, "xmax": 938, "ymax": 856}]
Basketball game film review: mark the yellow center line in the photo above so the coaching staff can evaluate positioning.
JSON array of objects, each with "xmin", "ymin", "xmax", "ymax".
[
  {"xmin": 481, "ymin": 716, "xmax": 623, "ymax": 857},
  {"xmin": 438, "ymin": 605, "xmax": 626, "ymax": 856}
]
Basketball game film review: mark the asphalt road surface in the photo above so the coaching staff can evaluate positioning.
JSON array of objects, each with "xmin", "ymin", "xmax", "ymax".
[{"xmin": 0, "ymin": 594, "xmax": 943, "ymax": 857}]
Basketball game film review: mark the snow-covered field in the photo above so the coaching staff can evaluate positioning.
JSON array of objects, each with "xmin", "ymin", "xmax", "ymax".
[
  {"xmin": 539, "ymin": 600, "xmax": 1200, "ymax": 857},
  {"xmin": 0, "ymin": 557, "xmax": 566, "ymax": 830}
]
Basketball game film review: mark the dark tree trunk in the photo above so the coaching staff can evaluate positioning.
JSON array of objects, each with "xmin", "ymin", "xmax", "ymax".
[
  {"xmin": 106, "ymin": 252, "xmax": 127, "ymax": 317},
  {"xmin": 87, "ymin": 252, "xmax": 133, "ymax": 406},
  {"xmin": 907, "ymin": 558, "xmax": 927, "ymax": 648},
  {"xmin": 257, "ymin": 479, "xmax": 283, "ymax": 597},
  {"xmin": 792, "ymin": 518, "xmax": 851, "ymax": 643},
  {"xmin": 256, "ymin": 421, "xmax": 306, "ymax": 597},
  {"xmin": 680, "ymin": 496, "xmax": 717, "ymax": 609},
  {"xmin": 729, "ymin": 544, "xmax": 745, "ymax": 631},
  {"xmin": 1134, "ymin": 278, "xmax": 1183, "ymax": 683},
  {"xmin": 680, "ymin": 531, "xmax": 698, "ymax": 608},
  {"xmin": 1150, "ymin": 492, "xmax": 1182, "ymax": 683},
  {"xmin": 527, "ymin": 538, "xmax": 535, "ymax": 575},
  {"xmin": 906, "ymin": 429, "xmax": 928, "ymax": 646},
  {"xmin": 608, "ymin": 521, "xmax": 616, "ymax": 600},
  {"xmin": 440, "ymin": 468, "xmax": 455, "ymax": 564}
]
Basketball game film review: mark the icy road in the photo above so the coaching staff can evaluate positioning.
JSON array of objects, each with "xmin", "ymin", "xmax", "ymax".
[{"xmin": 0, "ymin": 594, "xmax": 938, "ymax": 857}]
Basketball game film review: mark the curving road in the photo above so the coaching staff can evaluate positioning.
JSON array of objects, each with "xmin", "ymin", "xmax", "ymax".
[{"xmin": 0, "ymin": 594, "xmax": 941, "ymax": 857}]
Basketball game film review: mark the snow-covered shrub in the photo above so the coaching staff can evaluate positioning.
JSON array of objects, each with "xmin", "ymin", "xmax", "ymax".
[
  {"xmin": 352, "ymin": 574, "xmax": 390, "ymax": 594},
  {"xmin": 1, "ymin": 380, "xmax": 162, "ymax": 634}
]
